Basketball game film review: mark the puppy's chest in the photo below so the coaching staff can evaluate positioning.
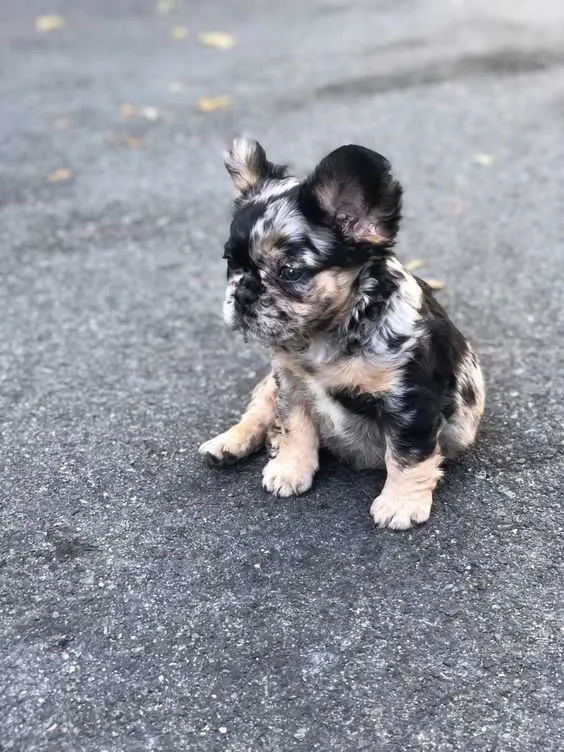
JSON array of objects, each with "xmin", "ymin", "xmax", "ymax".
[
  {"xmin": 277, "ymin": 349, "xmax": 395, "ymax": 429},
  {"xmin": 296, "ymin": 360, "xmax": 390, "ymax": 468},
  {"xmin": 304, "ymin": 368, "xmax": 388, "ymax": 430}
]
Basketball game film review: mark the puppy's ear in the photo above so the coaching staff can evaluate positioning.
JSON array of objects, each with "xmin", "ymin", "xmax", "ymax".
[
  {"xmin": 224, "ymin": 138, "xmax": 287, "ymax": 196},
  {"xmin": 304, "ymin": 145, "xmax": 402, "ymax": 245}
]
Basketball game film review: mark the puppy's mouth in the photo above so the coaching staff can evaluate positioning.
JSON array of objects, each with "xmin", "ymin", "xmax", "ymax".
[
  {"xmin": 223, "ymin": 292, "xmax": 257, "ymax": 335},
  {"xmin": 223, "ymin": 273, "xmax": 263, "ymax": 330},
  {"xmin": 224, "ymin": 295, "xmax": 285, "ymax": 344}
]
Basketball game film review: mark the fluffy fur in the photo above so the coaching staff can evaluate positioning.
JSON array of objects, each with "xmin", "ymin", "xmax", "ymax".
[{"xmin": 200, "ymin": 138, "xmax": 485, "ymax": 529}]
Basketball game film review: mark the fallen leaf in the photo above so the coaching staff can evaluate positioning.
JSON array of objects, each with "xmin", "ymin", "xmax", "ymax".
[
  {"xmin": 47, "ymin": 168, "xmax": 72, "ymax": 183},
  {"xmin": 141, "ymin": 106, "xmax": 160, "ymax": 122},
  {"xmin": 472, "ymin": 152, "xmax": 494, "ymax": 166},
  {"xmin": 404, "ymin": 259, "xmax": 424, "ymax": 272},
  {"xmin": 46, "ymin": 723, "xmax": 59, "ymax": 733},
  {"xmin": 425, "ymin": 279, "xmax": 446, "ymax": 291},
  {"xmin": 36, "ymin": 15, "xmax": 65, "ymax": 32},
  {"xmin": 170, "ymin": 25, "xmax": 189, "ymax": 40},
  {"xmin": 168, "ymin": 81, "xmax": 185, "ymax": 94},
  {"xmin": 156, "ymin": 0, "xmax": 176, "ymax": 13},
  {"xmin": 120, "ymin": 103, "xmax": 137, "ymax": 118},
  {"xmin": 53, "ymin": 117, "xmax": 72, "ymax": 129},
  {"xmin": 198, "ymin": 31, "xmax": 237, "ymax": 50},
  {"xmin": 196, "ymin": 95, "xmax": 231, "ymax": 112},
  {"xmin": 121, "ymin": 135, "xmax": 143, "ymax": 149}
]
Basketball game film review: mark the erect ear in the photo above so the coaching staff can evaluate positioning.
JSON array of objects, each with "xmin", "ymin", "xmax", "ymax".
[
  {"xmin": 224, "ymin": 137, "xmax": 288, "ymax": 196},
  {"xmin": 304, "ymin": 145, "xmax": 402, "ymax": 245}
]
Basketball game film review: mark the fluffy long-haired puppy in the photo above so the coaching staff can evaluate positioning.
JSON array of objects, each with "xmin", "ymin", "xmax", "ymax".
[{"xmin": 199, "ymin": 139, "xmax": 485, "ymax": 529}]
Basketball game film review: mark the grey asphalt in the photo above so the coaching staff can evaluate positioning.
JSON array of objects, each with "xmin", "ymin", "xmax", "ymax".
[{"xmin": 1, "ymin": 0, "xmax": 563, "ymax": 750}]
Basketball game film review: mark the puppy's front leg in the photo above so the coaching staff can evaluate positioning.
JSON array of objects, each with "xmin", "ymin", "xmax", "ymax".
[
  {"xmin": 199, "ymin": 373, "xmax": 276, "ymax": 465},
  {"xmin": 262, "ymin": 404, "xmax": 319, "ymax": 497},
  {"xmin": 370, "ymin": 444, "xmax": 443, "ymax": 530}
]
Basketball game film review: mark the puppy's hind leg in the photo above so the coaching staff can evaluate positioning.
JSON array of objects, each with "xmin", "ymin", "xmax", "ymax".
[
  {"xmin": 441, "ymin": 349, "xmax": 486, "ymax": 459},
  {"xmin": 199, "ymin": 373, "xmax": 277, "ymax": 466},
  {"xmin": 370, "ymin": 445, "xmax": 443, "ymax": 530},
  {"xmin": 370, "ymin": 395, "xmax": 444, "ymax": 529}
]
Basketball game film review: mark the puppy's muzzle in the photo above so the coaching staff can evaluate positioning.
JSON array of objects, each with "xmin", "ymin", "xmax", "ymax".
[{"xmin": 234, "ymin": 273, "xmax": 262, "ymax": 311}]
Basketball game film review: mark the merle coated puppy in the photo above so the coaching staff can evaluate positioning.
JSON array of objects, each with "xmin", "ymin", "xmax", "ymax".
[{"xmin": 199, "ymin": 139, "xmax": 485, "ymax": 529}]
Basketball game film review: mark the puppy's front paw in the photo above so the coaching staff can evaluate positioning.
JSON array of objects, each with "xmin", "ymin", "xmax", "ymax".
[
  {"xmin": 199, "ymin": 426, "xmax": 261, "ymax": 467},
  {"xmin": 370, "ymin": 491, "xmax": 432, "ymax": 530},
  {"xmin": 262, "ymin": 455, "xmax": 317, "ymax": 497}
]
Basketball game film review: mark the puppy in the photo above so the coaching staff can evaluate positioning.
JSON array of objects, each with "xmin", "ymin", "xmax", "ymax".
[{"xmin": 199, "ymin": 139, "xmax": 485, "ymax": 529}]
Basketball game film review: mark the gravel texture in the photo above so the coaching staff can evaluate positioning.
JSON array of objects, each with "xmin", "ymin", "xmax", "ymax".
[{"xmin": 1, "ymin": 1, "xmax": 563, "ymax": 750}]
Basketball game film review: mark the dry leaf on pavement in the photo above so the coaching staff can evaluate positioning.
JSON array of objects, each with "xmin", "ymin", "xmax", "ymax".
[
  {"xmin": 404, "ymin": 259, "xmax": 424, "ymax": 272},
  {"xmin": 120, "ymin": 103, "xmax": 137, "ymax": 118},
  {"xmin": 472, "ymin": 153, "xmax": 494, "ymax": 166},
  {"xmin": 156, "ymin": 0, "xmax": 177, "ymax": 13},
  {"xmin": 36, "ymin": 15, "xmax": 65, "ymax": 32},
  {"xmin": 425, "ymin": 279, "xmax": 446, "ymax": 291},
  {"xmin": 121, "ymin": 135, "xmax": 143, "ymax": 149},
  {"xmin": 170, "ymin": 25, "xmax": 189, "ymax": 40},
  {"xmin": 47, "ymin": 168, "xmax": 72, "ymax": 182},
  {"xmin": 196, "ymin": 96, "xmax": 231, "ymax": 112},
  {"xmin": 198, "ymin": 32, "xmax": 237, "ymax": 49}
]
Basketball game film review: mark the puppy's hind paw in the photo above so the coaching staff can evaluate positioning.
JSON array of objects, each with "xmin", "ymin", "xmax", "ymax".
[
  {"xmin": 262, "ymin": 455, "xmax": 317, "ymax": 498},
  {"xmin": 370, "ymin": 492, "xmax": 432, "ymax": 530}
]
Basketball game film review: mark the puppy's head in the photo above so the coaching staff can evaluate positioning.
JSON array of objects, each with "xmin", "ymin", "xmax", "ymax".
[{"xmin": 222, "ymin": 138, "xmax": 402, "ymax": 347}]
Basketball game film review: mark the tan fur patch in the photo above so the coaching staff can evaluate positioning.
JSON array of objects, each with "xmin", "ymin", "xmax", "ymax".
[
  {"xmin": 199, "ymin": 373, "xmax": 277, "ymax": 462},
  {"xmin": 370, "ymin": 447, "xmax": 443, "ymax": 529},
  {"xmin": 312, "ymin": 269, "xmax": 356, "ymax": 314},
  {"xmin": 276, "ymin": 352, "xmax": 397, "ymax": 396},
  {"xmin": 317, "ymin": 357, "xmax": 397, "ymax": 394},
  {"xmin": 262, "ymin": 405, "xmax": 319, "ymax": 497},
  {"xmin": 224, "ymin": 138, "xmax": 264, "ymax": 194}
]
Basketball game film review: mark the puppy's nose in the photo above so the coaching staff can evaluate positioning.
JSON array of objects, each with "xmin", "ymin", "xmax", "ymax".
[{"xmin": 234, "ymin": 275, "xmax": 261, "ymax": 307}]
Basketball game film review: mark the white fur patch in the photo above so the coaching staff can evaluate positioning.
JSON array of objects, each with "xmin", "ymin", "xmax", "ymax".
[
  {"xmin": 223, "ymin": 274, "xmax": 242, "ymax": 327},
  {"xmin": 459, "ymin": 348, "xmax": 485, "ymax": 412},
  {"xmin": 264, "ymin": 197, "xmax": 307, "ymax": 240},
  {"xmin": 310, "ymin": 223, "xmax": 334, "ymax": 252},
  {"xmin": 257, "ymin": 177, "xmax": 299, "ymax": 201},
  {"xmin": 371, "ymin": 259, "xmax": 422, "ymax": 361},
  {"xmin": 306, "ymin": 377, "xmax": 348, "ymax": 434},
  {"xmin": 443, "ymin": 347, "xmax": 485, "ymax": 453}
]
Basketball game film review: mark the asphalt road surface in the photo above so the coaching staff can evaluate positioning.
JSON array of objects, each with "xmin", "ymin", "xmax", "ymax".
[{"xmin": 1, "ymin": 1, "xmax": 563, "ymax": 750}]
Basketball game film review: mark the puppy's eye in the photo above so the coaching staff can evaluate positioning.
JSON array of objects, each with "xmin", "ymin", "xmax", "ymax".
[{"xmin": 279, "ymin": 265, "xmax": 303, "ymax": 282}]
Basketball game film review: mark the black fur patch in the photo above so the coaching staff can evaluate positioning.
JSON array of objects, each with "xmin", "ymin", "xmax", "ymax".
[
  {"xmin": 304, "ymin": 145, "xmax": 402, "ymax": 243},
  {"xmin": 225, "ymin": 201, "xmax": 266, "ymax": 271},
  {"xmin": 330, "ymin": 388, "xmax": 386, "ymax": 421},
  {"xmin": 460, "ymin": 381, "xmax": 477, "ymax": 406},
  {"xmin": 384, "ymin": 284, "xmax": 469, "ymax": 462},
  {"xmin": 340, "ymin": 257, "xmax": 400, "ymax": 350}
]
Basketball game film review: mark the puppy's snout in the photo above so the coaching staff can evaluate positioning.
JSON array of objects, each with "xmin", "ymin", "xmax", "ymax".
[{"xmin": 234, "ymin": 274, "xmax": 261, "ymax": 308}]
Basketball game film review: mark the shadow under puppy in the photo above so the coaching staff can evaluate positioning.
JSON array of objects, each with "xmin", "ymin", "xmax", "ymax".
[{"xmin": 199, "ymin": 139, "xmax": 485, "ymax": 529}]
